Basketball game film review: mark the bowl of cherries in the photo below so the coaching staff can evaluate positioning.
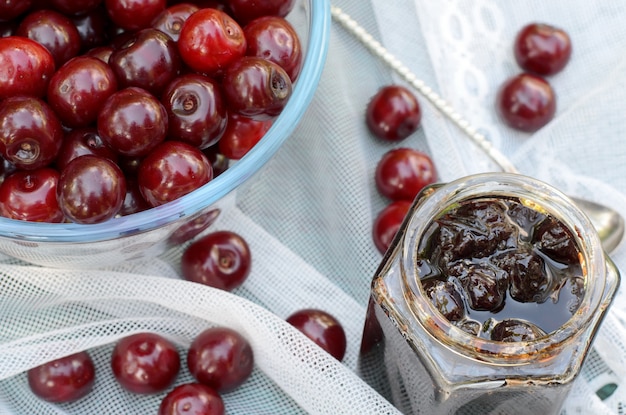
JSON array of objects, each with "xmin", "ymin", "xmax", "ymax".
[{"xmin": 0, "ymin": 0, "xmax": 329, "ymax": 268}]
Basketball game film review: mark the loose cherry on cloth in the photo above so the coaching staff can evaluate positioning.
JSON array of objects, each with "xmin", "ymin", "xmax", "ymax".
[
  {"xmin": 27, "ymin": 351, "xmax": 96, "ymax": 403},
  {"xmin": 158, "ymin": 383, "xmax": 225, "ymax": 415},
  {"xmin": 495, "ymin": 73, "xmax": 556, "ymax": 132},
  {"xmin": 286, "ymin": 309, "xmax": 347, "ymax": 361}
]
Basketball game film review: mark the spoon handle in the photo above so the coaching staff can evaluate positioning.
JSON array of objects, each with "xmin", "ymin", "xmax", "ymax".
[{"xmin": 330, "ymin": 5, "xmax": 624, "ymax": 253}]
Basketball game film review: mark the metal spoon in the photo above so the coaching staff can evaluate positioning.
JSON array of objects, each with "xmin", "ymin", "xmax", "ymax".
[{"xmin": 330, "ymin": 6, "xmax": 625, "ymax": 253}]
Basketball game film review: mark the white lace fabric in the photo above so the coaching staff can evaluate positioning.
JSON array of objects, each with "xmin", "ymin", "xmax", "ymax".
[{"xmin": 1, "ymin": 1, "xmax": 626, "ymax": 414}]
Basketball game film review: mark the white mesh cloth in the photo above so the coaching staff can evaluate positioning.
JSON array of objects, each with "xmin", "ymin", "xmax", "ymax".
[{"xmin": 2, "ymin": 0, "xmax": 626, "ymax": 414}]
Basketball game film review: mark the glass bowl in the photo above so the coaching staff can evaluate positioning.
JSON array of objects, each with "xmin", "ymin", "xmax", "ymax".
[{"xmin": 0, "ymin": 0, "xmax": 330, "ymax": 269}]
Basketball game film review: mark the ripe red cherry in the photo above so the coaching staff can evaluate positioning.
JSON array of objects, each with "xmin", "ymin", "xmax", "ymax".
[
  {"xmin": 0, "ymin": 167, "xmax": 64, "ymax": 222},
  {"xmin": 0, "ymin": 96, "xmax": 64, "ymax": 170},
  {"xmin": 161, "ymin": 73, "xmax": 228, "ymax": 150},
  {"xmin": 218, "ymin": 112, "xmax": 272, "ymax": 159},
  {"xmin": 372, "ymin": 200, "xmax": 411, "ymax": 254},
  {"xmin": 366, "ymin": 85, "xmax": 422, "ymax": 141},
  {"xmin": 496, "ymin": 73, "xmax": 556, "ymax": 132},
  {"xmin": 158, "ymin": 383, "xmax": 225, "ymax": 415},
  {"xmin": 55, "ymin": 127, "xmax": 119, "ymax": 171},
  {"xmin": 514, "ymin": 23, "xmax": 572, "ymax": 76},
  {"xmin": 286, "ymin": 308, "xmax": 347, "ymax": 361},
  {"xmin": 0, "ymin": 0, "xmax": 32, "ymax": 22},
  {"xmin": 138, "ymin": 141, "xmax": 213, "ymax": 207},
  {"xmin": 27, "ymin": 351, "xmax": 95, "ymax": 403},
  {"xmin": 57, "ymin": 154, "xmax": 126, "ymax": 224},
  {"xmin": 181, "ymin": 230, "xmax": 251, "ymax": 291},
  {"xmin": 187, "ymin": 327, "xmax": 254, "ymax": 393},
  {"xmin": 222, "ymin": 56, "xmax": 292, "ymax": 120},
  {"xmin": 16, "ymin": 9, "xmax": 82, "ymax": 68},
  {"xmin": 51, "ymin": 0, "xmax": 103, "ymax": 15},
  {"xmin": 47, "ymin": 56, "xmax": 118, "ymax": 128},
  {"xmin": 111, "ymin": 332, "xmax": 181, "ymax": 394},
  {"xmin": 151, "ymin": 3, "xmax": 199, "ymax": 42},
  {"xmin": 227, "ymin": 0, "xmax": 295, "ymax": 25},
  {"xmin": 105, "ymin": 0, "xmax": 166, "ymax": 31},
  {"xmin": 109, "ymin": 28, "xmax": 182, "ymax": 96},
  {"xmin": 244, "ymin": 16, "xmax": 302, "ymax": 81},
  {"xmin": 70, "ymin": 7, "xmax": 111, "ymax": 52},
  {"xmin": 0, "ymin": 36, "xmax": 55, "ymax": 100},
  {"xmin": 178, "ymin": 7, "xmax": 246, "ymax": 75},
  {"xmin": 97, "ymin": 87, "xmax": 168, "ymax": 157},
  {"xmin": 119, "ymin": 179, "xmax": 150, "ymax": 216},
  {"xmin": 375, "ymin": 148, "xmax": 437, "ymax": 201}
]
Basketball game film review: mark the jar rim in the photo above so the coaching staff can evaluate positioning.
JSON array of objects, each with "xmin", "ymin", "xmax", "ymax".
[{"xmin": 401, "ymin": 173, "xmax": 607, "ymax": 363}]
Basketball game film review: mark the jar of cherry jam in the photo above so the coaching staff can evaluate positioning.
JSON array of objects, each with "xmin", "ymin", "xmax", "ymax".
[{"xmin": 359, "ymin": 173, "xmax": 620, "ymax": 414}]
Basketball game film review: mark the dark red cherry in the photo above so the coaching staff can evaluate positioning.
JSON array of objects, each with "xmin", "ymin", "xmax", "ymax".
[
  {"xmin": 0, "ymin": 36, "xmax": 55, "ymax": 99},
  {"xmin": 51, "ymin": 0, "xmax": 103, "ymax": 15},
  {"xmin": 27, "ymin": 351, "xmax": 95, "ymax": 403},
  {"xmin": 57, "ymin": 154, "xmax": 126, "ymax": 224},
  {"xmin": 118, "ymin": 179, "xmax": 150, "ymax": 216},
  {"xmin": 0, "ymin": 0, "xmax": 33, "ymax": 22},
  {"xmin": 178, "ymin": 7, "xmax": 246, "ymax": 75},
  {"xmin": 109, "ymin": 28, "xmax": 181, "ymax": 96},
  {"xmin": 0, "ymin": 96, "xmax": 64, "ymax": 170},
  {"xmin": 217, "ymin": 112, "xmax": 272, "ymax": 160},
  {"xmin": 158, "ymin": 383, "xmax": 225, "ymax": 415},
  {"xmin": 181, "ymin": 230, "xmax": 251, "ymax": 291},
  {"xmin": 375, "ymin": 148, "xmax": 437, "ymax": 201},
  {"xmin": 227, "ymin": 0, "xmax": 295, "ymax": 25},
  {"xmin": 372, "ymin": 200, "xmax": 411, "ymax": 254},
  {"xmin": 0, "ymin": 167, "xmax": 64, "ymax": 222},
  {"xmin": 286, "ymin": 308, "xmax": 347, "ymax": 361},
  {"xmin": 111, "ymin": 332, "xmax": 180, "ymax": 394},
  {"xmin": 105, "ymin": 0, "xmax": 165, "ymax": 31},
  {"xmin": 187, "ymin": 327, "xmax": 254, "ymax": 393},
  {"xmin": 138, "ymin": 140, "xmax": 213, "ymax": 207},
  {"xmin": 222, "ymin": 56, "xmax": 292, "ymax": 120},
  {"xmin": 16, "ymin": 9, "xmax": 82, "ymax": 68},
  {"xmin": 97, "ymin": 87, "xmax": 168, "ymax": 157},
  {"xmin": 514, "ymin": 23, "xmax": 572, "ymax": 76},
  {"xmin": 151, "ymin": 3, "xmax": 199, "ymax": 42},
  {"xmin": 70, "ymin": 6, "xmax": 111, "ymax": 52},
  {"xmin": 366, "ymin": 85, "xmax": 422, "ymax": 141},
  {"xmin": 55, "ymin": 127, "xmax": 118, "ymax": 171},
  {"xmin": 496, "ymin": 73, "xmax": 556, "ymax": 132},
  {"xmin": 161, "ymin": 73, "xmax": 227, "ymax": 149},
  {"xmin": 244, "ymin": 16, "xmax": 302, "ymax": 81},
  {"xmin": 47, "ymin": 56, "xmax": 118, "ymax": 128},
  {"xmin": 202, "ymin": 145, "xmax": 229, "ymax": 177}
]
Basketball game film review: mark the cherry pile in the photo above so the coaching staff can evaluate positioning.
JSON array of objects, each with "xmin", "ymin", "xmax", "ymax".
[
  {"xmin": 28, "ymin": 327, "xmax": 254, "ymax": 414},
  {"xmin": 496, "ymin": 23, "xmax": 572, "ymax": 132},
  {"xmin": 0, "ymin": 0, "xmax": 302, "ymax": 224}
]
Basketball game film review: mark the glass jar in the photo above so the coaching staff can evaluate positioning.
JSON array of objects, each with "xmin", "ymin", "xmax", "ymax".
[{"xmin": 359, "ymin": 173, "xmax": 620, "ymax": 414}]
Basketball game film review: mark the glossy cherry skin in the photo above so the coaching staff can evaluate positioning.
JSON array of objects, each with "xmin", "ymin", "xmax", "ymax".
[
  {"xmin": 16, "ymin": 9, "xmax": 82, "ymax": 68},
  {"xmin": 202, "ymin": 145, "xmax": 229, "ymax": 176},
  {"xmin": 514, "ymin": 23, "xmax": 572, "ymax": 76},
  {"xmin": 286, "ymin": 308, "xmax": 347, "ymax": 361},
  {"xmin": 178, "ymin": 7, "xmax": 247, "ymax": 75},
  {"xmin": 27, "ymin": 351, "xmax": 96, "ymax": 403},
  {"xmin": 372, "ymin": 200, "xmax": 411, "ymax": 254},
  {"xmin": 244, "ymin": 16, "xmax": 302, "ymax": 81},
  {"xmin": 109, "ymin": 28, "xmax": 181, "ymax": 96},
  {"xmin": 227, "ymin": 0, "xmax": 295, "ymax": 25},
  {"xmin": 0, "ymin": 167, "xmax": 64, "ymax": 222},
  {"xmin": 158, "ymin": 383, "xmax": 225, "ymax": 415},
  {"xmin": 55, "ymin": 127, "xmax": 119, "ymax": 171},
  {"xmin": 105, "ymin": 0, "xmax": 166, "ymax": 31},
  {"xmin": 161, "ymin": 73, "xmax": 227, "ymax": 149},
  {"xmin": 496, "ymin": 73, "xmax": 556, "ymax": 132},
  {"xmin": 0, "ymin": 96, "xmax": 64, "ymax": 170},
  {"xmin": 0, "ymin": 0, "xmax": 33, "ymax": 22},
  {"xmin": 187, "ymin": 327, "xmax": 254, "ymax": 393},
  {"xmin": 138, "ymin": 140, "xmax": 213, "ymax": 207},
  {"xmin": 151, "ymin": 3, "xmax": 199, "ymax": 42},
  {"xmin": 86, "ymin": 45, "xmax": 114, "ymax": 63},
  {"xmin": 218, "ymin": 112, "xmax": 272, "ymax": 159},
  {"xmin": 366, "ymin": 85, "xmax": 422, "ymax": 141},
  {"xmin": 97, "ymin": 87, "xmax": 168, "ymax": 157},
  {"xmin": 51, "ymin": 0, "xmax": 103, "ymax": 15},
  {"xmin": 111, "ymin": 332, "xmax": 181, "ymax": 394},
  {"xmin": 71, "ymin": 6, "xmax": 111, "ymax": 52},
  {"xmin": 222, "ymin": 56, "xmax": 292, "ymax": 120},
  {"xmin": 118, "ymin": 179, "xmax": 150, "ymax": 215},
  {"xmin": 375, "ymin": 148, "xmax": 437, "ymax": 201},
  {"xmin": 57, "ymin": 154, "xmax": 126, "ymax": 223},
  {"xmin": 0, "ymin": 36, "xmax": 55, "ymax": 100},
  {"xmin": 181, "ymin": 230, "xmax": 251, "ymax": 291},
  {"xmin": 47, "ymin": 56, "xmax": 118, "ymax": 128}
]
